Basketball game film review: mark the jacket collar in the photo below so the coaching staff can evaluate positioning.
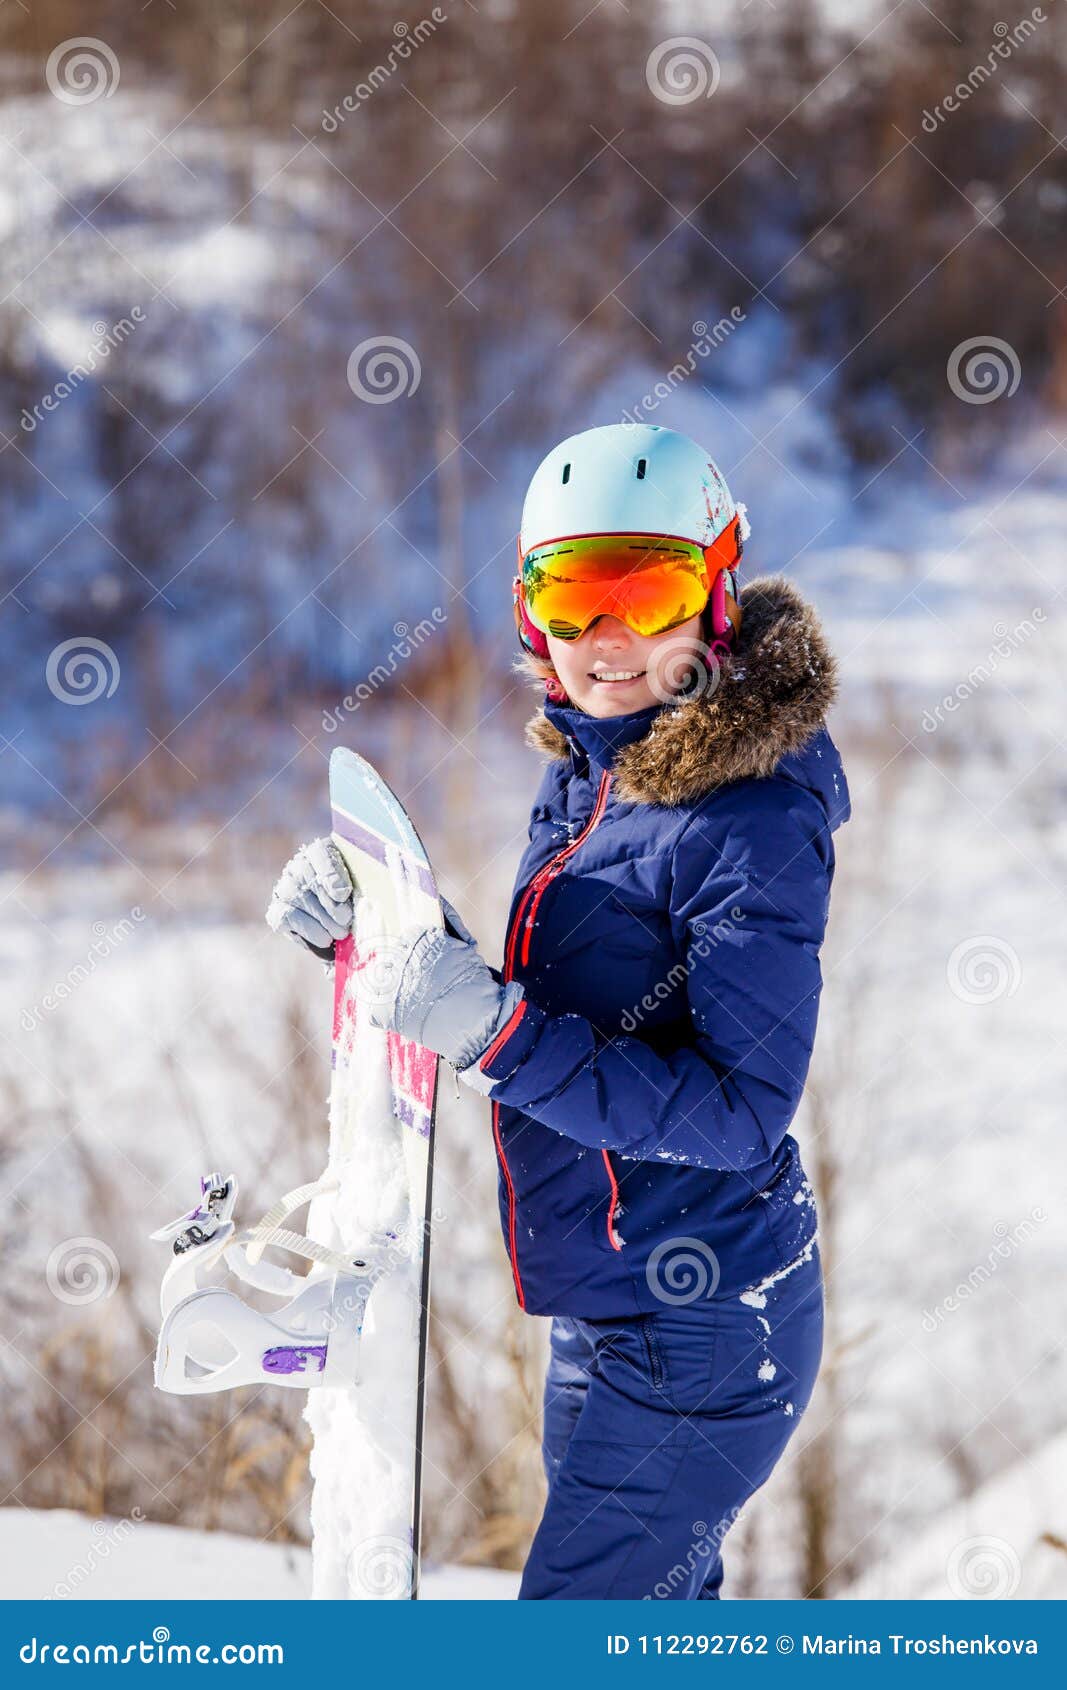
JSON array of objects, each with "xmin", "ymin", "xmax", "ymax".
[
  {"xmin": 523, "ymin": 574, "xmax": 840, "ymax": 807},
  {"xmin": 542, "ymin": 696, "xmax": 663, "ymax": 776}
]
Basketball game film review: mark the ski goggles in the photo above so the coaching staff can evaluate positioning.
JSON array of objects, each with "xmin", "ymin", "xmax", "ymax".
[{"xmin": 519, "ymin": 527, "xmax": 741, "ymax": 642}]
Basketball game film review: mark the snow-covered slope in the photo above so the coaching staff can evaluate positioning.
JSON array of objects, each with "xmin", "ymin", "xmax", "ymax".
[
  {"xmin": 0, "ymin": 1508, "xmax": 519, "ymax": 1601},
  {"xmin": 842, "ymin": 1430, "xmax": 1067, "ymax": 1601}
]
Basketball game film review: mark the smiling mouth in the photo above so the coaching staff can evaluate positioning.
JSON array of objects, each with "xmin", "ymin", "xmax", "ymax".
[{"xmin": 589, "ymin": 670, "xmax": 646, "ymax": 684}]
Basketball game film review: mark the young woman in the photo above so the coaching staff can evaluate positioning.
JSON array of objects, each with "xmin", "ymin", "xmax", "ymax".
[{"xmin": 267, "ymin": 423, "xmax": 850, "ymax": 1600}]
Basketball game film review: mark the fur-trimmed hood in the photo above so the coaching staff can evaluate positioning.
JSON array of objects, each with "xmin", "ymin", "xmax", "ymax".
[{"xmin": 520, "ymin": 574, "xmax": 840, "ymax": 808}]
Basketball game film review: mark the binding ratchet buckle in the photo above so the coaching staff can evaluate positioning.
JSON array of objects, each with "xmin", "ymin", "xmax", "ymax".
[{"xmin": 150, "ymin": 1171, "xmax": 382, "ymax": 1395}]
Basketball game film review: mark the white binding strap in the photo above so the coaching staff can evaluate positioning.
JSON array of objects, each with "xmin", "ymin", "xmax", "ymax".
[{"xmin": 237, "ymin": 1175, "xmax": 359, "ymax": 1277}]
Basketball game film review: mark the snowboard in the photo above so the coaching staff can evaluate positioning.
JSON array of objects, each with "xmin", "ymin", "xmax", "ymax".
[{"xmin": 303, "ymin": 746, "xmax": 441, "ymax": 1600}]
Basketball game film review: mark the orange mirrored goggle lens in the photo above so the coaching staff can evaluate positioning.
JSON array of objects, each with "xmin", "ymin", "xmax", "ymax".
[{"xmin": 521, "ymin": 535, "xmax": 711, "ymax": 641}]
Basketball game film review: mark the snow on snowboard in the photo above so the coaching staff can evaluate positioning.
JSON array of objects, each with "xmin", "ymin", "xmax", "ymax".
[
  {"xmin": 303, "ymin": 747, "xmax": 441, "ymax": 1599},
  {"xmin": 151, "ymin": 746, "xmax": 441, "ymax": 1601}
]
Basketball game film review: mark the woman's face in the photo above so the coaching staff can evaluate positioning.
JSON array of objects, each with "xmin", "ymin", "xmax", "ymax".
[{"xmin": 546, "ymin": 611, "xmax": 705, "ymax": 717}]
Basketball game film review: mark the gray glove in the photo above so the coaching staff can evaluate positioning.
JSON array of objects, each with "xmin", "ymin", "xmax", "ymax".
[
  {"xmin": 267, "ymin": 836, "xmax": 484, "ymax": 972},
  {"xmin": 365, "ymin": 923, "xmax": 524, "ymax": 1091},
  {"xmin": 266, "ymin": 837, "xmax": 355, "ymax": 960}
]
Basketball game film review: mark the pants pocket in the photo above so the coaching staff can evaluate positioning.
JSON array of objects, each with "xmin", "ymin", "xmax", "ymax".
[
  {"xmin": 636, "ymin": 1314, "xmax": 667, "ymax": 1391},
  {"xmin": 580, "ymin": 1312, "xmax": 671, "ymax": 1398}
]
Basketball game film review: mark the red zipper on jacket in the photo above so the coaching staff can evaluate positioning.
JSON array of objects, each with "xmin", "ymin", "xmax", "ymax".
[
  {"xmin": 602, "ymin": 1149, "xmax": 622, "ymax": 1252},
  {"xmin": 494, "ymin": 766, "xmax": 614, "ymax": 1307},
  {"xmin": 507, "ymin": 768, "xmax": 612, "ymax": 975}
]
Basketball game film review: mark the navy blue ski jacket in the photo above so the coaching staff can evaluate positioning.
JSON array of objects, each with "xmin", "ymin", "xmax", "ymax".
[{"xmin": 471, "ymin": 576, "xmax": 850, "ymax": 1317}]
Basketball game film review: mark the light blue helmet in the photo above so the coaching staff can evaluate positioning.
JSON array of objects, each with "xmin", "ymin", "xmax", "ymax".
[
  {"xmin": 519, "ymin": 423, "xmax": 748, "ymax": 556},
  {"xmin": 515, "ymin": 424, "xmax": 748, "ymax": 665}
]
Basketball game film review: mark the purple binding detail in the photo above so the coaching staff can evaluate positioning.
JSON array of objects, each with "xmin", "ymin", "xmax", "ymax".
[
  {"xmin": 191, "ymin": 1174, "xmax": 215, "ymax": 1216},
  {"xmin": 182, "ymin": 1175, "xmax": 227, "ymax": 1229},
  {"xmin": 261, "ymin": 1344, "xmax": 328, "ymax": 1376}
]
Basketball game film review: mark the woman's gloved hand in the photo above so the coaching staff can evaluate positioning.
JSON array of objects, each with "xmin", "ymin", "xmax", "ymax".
[
  {"xmin": 266, "ymin": 837, "xmax": 355, "ymax": 961},
  {"xmin": 266, "ymin": 836, "xmax": 487, "ymax": 979},
  {"xmin": 363, "ymin": 922, "xmax": 524, "ymax": 1091}
]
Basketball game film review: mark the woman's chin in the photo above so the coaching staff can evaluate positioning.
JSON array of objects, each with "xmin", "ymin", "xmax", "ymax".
[{"xmin": 573, "ymin": 677, "xmax": 656, "ymax": 716}]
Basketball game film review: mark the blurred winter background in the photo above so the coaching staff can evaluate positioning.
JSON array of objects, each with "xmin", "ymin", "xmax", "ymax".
[{"xmin": 1, "ymin": 0, "xmax": 1065, "ymax": 1601}]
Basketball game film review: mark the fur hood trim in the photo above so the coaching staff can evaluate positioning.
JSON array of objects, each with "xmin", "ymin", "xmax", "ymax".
[{"xmin": 518, "ymin": 574, "xmax": 838, "ymax": 806}]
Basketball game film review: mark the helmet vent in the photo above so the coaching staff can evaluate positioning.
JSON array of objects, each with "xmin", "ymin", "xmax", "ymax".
[
  {"xmin": 635, "ymin": 458, "xmax": 647, "ymax": 479},
  {"xmin": 561, "ymin": 462, "xmax": 571, "ymax": 484}
]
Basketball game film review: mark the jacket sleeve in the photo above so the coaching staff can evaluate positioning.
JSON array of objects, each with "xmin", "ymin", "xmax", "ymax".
[{"xmin": 472, "ymin": 778, "xmax": 833, "ymax": 1171}]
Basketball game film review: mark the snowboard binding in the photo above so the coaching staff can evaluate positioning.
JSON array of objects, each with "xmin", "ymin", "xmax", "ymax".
[{"xmin": 151, "ymin": 1171, "xmax": 380, "ymax": 1395}]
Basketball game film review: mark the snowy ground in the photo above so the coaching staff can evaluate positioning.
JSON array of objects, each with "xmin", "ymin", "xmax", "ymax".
[
  {"xmin": 842, "ymin": 1431, "xmax": 1067, "ymax": 1601},
  {"xmin": 9, "ymin": 1477, "xmax": 1065, "ymax": 1601},
  {"xmin": 0, "ymin": 1509, "xmax": 518, "ymax": 1601}
]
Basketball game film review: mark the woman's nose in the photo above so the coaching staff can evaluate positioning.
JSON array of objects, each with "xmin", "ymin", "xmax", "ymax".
[{"xmin": 589, "ymin": 614, "xmax": 631, "ymax": 647}]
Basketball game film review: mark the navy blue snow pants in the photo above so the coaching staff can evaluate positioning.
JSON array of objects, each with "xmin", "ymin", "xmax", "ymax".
[{"xmin": 518, "ymin": 1243, "xmax": 824, "ymax": 1600}]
